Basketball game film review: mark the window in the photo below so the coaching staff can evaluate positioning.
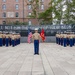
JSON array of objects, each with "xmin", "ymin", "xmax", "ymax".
[
  {"xmin": 15, "ymin": 0, "xmax": 18, "ymax": 2},
  {"xmin": 15, "ymin": 12, "xmax": 19, "ymax": 17},
  {"xmin": 15, "ymin": 4, "xmax": 19, "ymax": 10},
  {"xmin": 2, "ymin": 4, "xmax": 6, "ymax": 10},
  {"xmin": 28, "ymin": 12, "xmax": 31, "ymax": 16},
  {"xmin": 41, "ymin": 4, "xmax": 44, "ymax": 10},
  {"xmin": 28, "ymin": 0, "xmax": 31, "ymax": 1},
  {"xmin": 3, "ymin": 12, "xmax": 6, "ymax": 17},
  {"xmin": 41, "ymin": 0, "xmax": 44, "ymax": 2},
  {"xmin": 3, "ymin": 21, "xmax": 6, "ymax": 24},
  {"xmin": 28, "ymin": 5, "xmax": 31, "ymax": 9},
  {"xmin": 2, "ymin": 0, "xmax": 6, "ymax": 2},
  {"xmin": 28, "ymin": 21, "xmax": 32, "ymax": 25}
]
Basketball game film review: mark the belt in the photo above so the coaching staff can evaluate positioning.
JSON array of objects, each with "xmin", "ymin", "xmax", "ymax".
[{"xmin": 34, "ymin": 39, "xmax": 39, "ymax": 40}]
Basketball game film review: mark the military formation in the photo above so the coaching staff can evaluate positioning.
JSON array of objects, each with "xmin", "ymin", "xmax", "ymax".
[
  {"xmin": 0, "ymin": 31, "xmax": 21, "ymax": 47},
  {"xmin": 56, "ymin": 32, "xmax": 75, "ymax": 47}
]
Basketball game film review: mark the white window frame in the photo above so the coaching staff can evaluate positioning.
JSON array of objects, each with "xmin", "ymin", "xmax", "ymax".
[
  {"xmin": 28, "ymin": 12, "xmax": 31, "ymax": 16},
  {"xmin": 2, "ymin": 0, "xmax": 6, "ymax": 2},
  {"xmin": 28, "ymin": 5, "xmax": 32, "ymax": 9},
  {"xmin": 15, "ymin": 0, "xmax": 19, "ymax": 2},
  {"xmin": 2, "ymin": 4, "xmax": 6, "ymax": 10},
  {"xmin": 41, "ymin": 4, "xmax": 44, "ymax": 10},
  {"xmin": 15, "ymin": 4, "xmax": 19, "ymax": 10},
  {"xmin": 28, "ymin": 21, "xmax": 32, "ymax": 25},
  {"xmin": 3, "ymin": 12, "xmax": 6, "ymax": 17}
]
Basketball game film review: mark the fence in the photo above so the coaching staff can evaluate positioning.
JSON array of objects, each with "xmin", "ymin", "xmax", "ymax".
[{"xmin": 0, "ymin": 24, "xmax": 75, "ymax": 36}]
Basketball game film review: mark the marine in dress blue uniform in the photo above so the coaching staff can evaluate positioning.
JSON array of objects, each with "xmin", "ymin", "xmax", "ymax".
[
  {"xmin": 32, "ymin": 28, "xmax": 41, "ymax": 55},
  {"xmin": 56, "ymin": 32, "xmax": 75, "ymax": 47}
]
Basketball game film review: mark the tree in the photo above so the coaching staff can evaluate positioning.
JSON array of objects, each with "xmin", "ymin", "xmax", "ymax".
[
  {"xmin": 39, "ymin": 0, "xmax": 63, "ymax": 25},
  {"xmin": 39, "ymin": 0, "xmax": 53, "ymax": 25},
  {"xmin": 25, "ymin": 0, "xmax": 41, "ymax": 25},
  {"xmin": 62, "ymin": 0, "xmax": 75, "ymax": 25},
  {"xmin": 52, "ymin": 0, "xmax": 63, "ymax": 25}
]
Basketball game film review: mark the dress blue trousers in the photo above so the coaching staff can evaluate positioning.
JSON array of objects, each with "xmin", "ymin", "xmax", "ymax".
[
  {"xmin": 74, "ymin": 38, "xmax": 75, "ymax": 45},
  {"xmin": 5, "ymin": 38, "xmax": 9, "ymax": 47},
  {"xmin": 12, "ymin": 40, "xmax": 15, "ymax": 47},
  {"xmin": 9, "ymin": 38, "xmax": 11, "ymax": 46},
  {"xmin": 0, "ymin": 38, "xmax": 2, "ymax": 46},
  {"xmin": 73, "ymin": 38, "xmax": 74, "ymax": 46},
  {"xmin": 3, "ymin": 38, "xmax": 5, "ymax": 46},
  {"xmin": 63, "ymin": 38, "xmax": 67, "ymax": 47},
  {"xmin": 70, "ymin": 39, "xmax": 73, "ymax": 47},
  {"xmin": 34, "ymin": 40, "xmax": 39, "ymax": 54},
  {"xmin": 67, "ymin": 38, "xmax": 69, "ymax": 46},
  {"xmin": 60, "ymin": 38, "xmax": 63, "ymax": 46},
  {"xmin": 56, "ymin": 37, "xmax": 58, "ymax": 44},
  {"xmin": 58, "ymin": 38, "xmax": 61, "ymax": 45}
]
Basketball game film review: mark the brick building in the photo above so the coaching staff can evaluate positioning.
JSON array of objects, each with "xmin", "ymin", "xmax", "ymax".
[{"xmin": 0, "ymin": 0, "xmax": 50, "ymax": 25}]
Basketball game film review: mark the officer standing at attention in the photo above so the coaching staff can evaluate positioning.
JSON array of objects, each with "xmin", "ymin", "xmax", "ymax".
[
  {"xmin": 32, "ymin": 28, "xmax": 41, "ymax": 55},
  {"xmin": 0, "ymin": 31, "xmax": 3, "ymax": 46}
]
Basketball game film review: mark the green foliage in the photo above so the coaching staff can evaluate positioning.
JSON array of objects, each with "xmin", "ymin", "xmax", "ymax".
[
  {"xmin": 28, "ymin": 0, "xmax": 39, "ymax": 19},
  {"xmin": 39, "ymin": 0, "xmax": 53, "ymax": 24},
  {"xmin": 6, "ymin": 21, "xmax": 28, "ymax": 25},
  {"xmin": 61, "ymin": 0, "xmax": 75, "ymax": 25},
  {"xmin": 27, "ymin": 0, "xmax": 75, "ymax": 25}
]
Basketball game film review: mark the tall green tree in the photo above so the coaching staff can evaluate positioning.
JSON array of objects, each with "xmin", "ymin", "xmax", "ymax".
[
  {"xmin": 52, "ymin": 0, "xmax": 63, "ymax": 25},
  {"xmin": 39, "ymin": 0, "xmax": 63, "ymax": 25},
  {"xmin": 26, "ymin": 0, "xmax": 41, "ymax": 25},
  {"xmin": 62, "ymin": 0, "xmax": 75, "ymax": 25},
  {"xmin": 39, "ymin": 0, "xmax": 53, "ymax": 25}
]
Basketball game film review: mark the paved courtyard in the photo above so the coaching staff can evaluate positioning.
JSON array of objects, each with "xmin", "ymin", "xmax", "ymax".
[{"xmin": 0, "ymin": 43, "xmax": 75, "ymax": 75}]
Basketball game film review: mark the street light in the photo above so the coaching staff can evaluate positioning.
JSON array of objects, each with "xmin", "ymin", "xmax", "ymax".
[{"xmin": 23, "ymin": 0, "xmax": 24, "ymax": 23}]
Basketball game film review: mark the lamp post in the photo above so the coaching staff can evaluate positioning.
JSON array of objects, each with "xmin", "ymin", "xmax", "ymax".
[{"xmin": 23, "ymin": 0, "xmax": 24, "ymax": 23}]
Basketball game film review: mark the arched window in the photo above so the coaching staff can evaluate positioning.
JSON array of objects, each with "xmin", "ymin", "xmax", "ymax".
[
  {"xmin": 3, "ymin": 12, "xmax": 6, "ymax": 17},
  {"xmin": 2, "ymin": 4, "xmax": 6, "ymax": 10},
  {"xmin": 41, "ymin": 4, "xmax": 44, "ymax": 10},
  {"xmin": 15, "ymin": 4, "xmax": 19, "ymax": 10},
  {"xmin": 15, "ymin": 12, "xmax": 19, "ymax": 17},
  {"xmin": 15, "ymin": 0, "xmax": 19, "ymax": 2},
  {"xmin": 28, "ymin": 5, "xmax": 31, "ymax": 9},
  {"xmin": 2, "ymin": 0, "xmax": 6, "ymax": 2}
]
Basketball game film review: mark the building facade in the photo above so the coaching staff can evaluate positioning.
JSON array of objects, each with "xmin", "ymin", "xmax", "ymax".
[{"xmin": 0, "ymin": 0, "xmax": 50, "ymax": 25}]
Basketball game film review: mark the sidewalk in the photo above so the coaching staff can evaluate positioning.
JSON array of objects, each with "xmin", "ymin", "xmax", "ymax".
[{"xmin": 0, "ymin": 43, "xmax": 75, "ymax": 75}]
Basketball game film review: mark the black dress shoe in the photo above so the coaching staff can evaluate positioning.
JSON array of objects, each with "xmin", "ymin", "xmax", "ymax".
[
  {"xmin": 37, "ymin": 53, "xmax": 39, "ymax": 55},
  {"xmin": 34, "ymin": 53, "xmax": 36, "ymax": 55}
]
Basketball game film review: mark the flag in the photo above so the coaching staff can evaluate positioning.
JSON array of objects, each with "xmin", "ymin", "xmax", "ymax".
[
  {"xmin": 27, "ymin": 28, "xmax": 32, "ymax": 43},
  {"xmin": 40, "ymin": 28, "xmax": 45, "ymax": 42}
]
